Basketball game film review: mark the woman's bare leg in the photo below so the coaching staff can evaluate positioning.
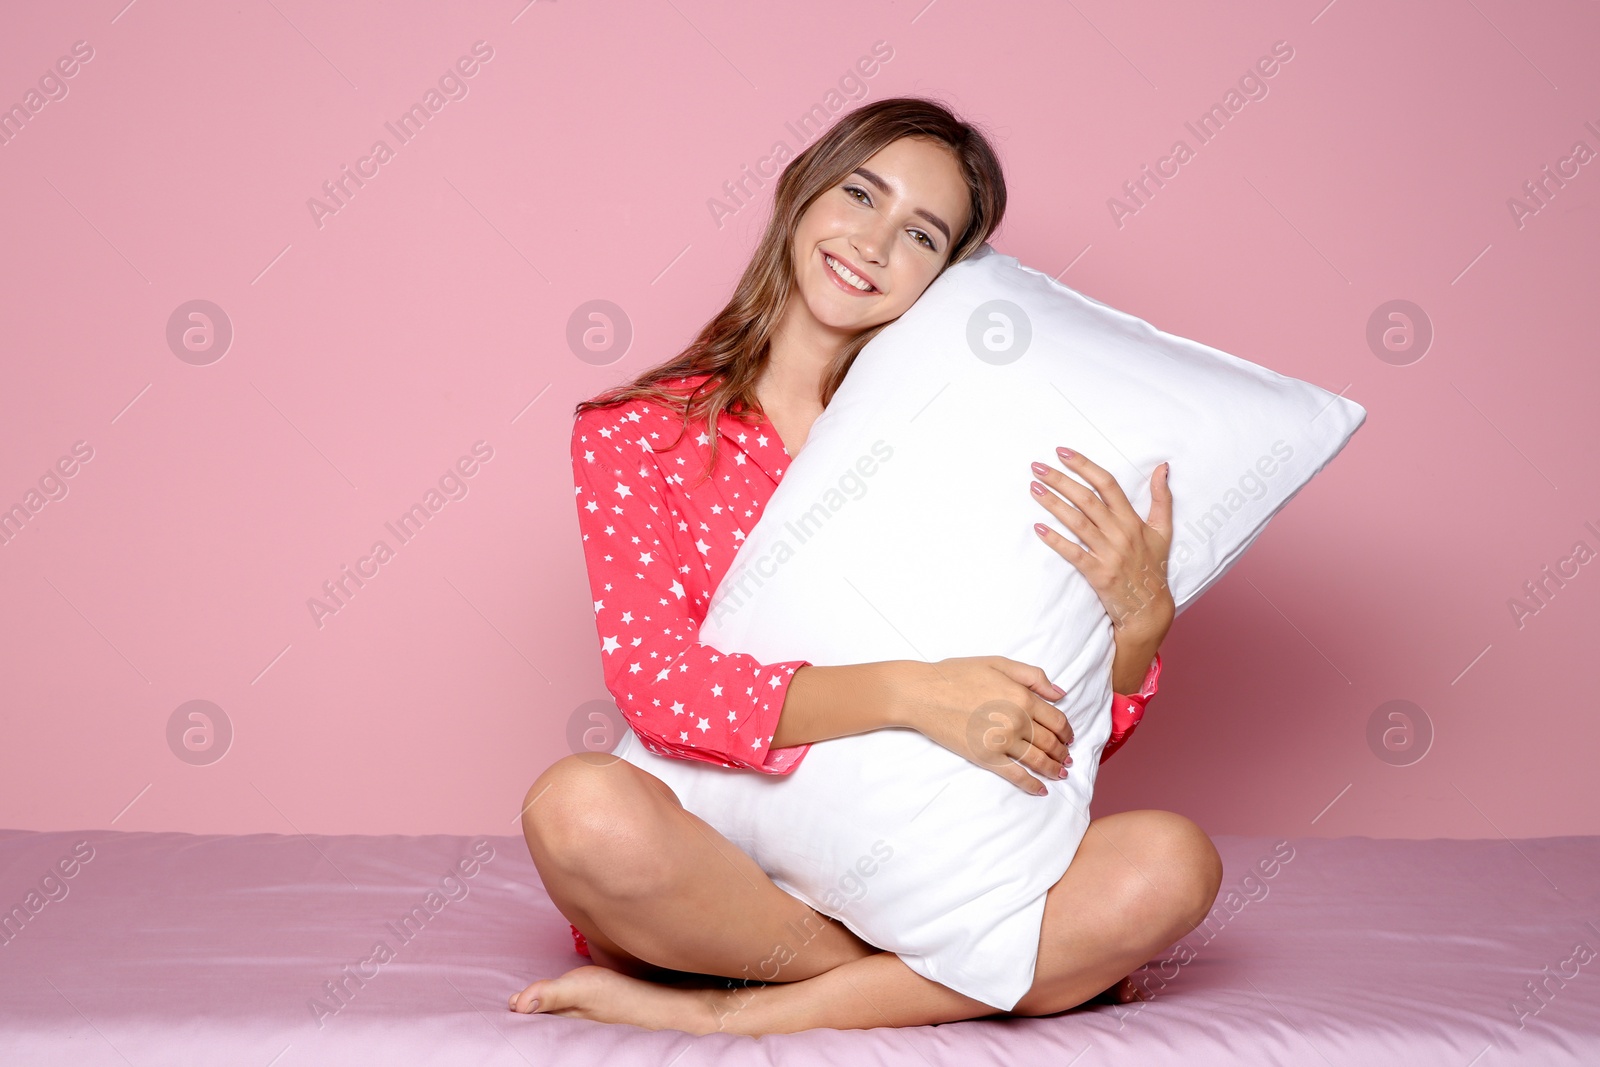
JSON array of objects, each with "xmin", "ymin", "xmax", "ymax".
[
  {"xmin": 512, "ymin": 756, "xmax": 1223, "ymax": 1034},
  {"xmin": 517, "ymin": 753, "xmax": 878, "ymax": 985},
  {"xmin": 696, "ymin": 809, "xmax": 1224, "ymax": 1033},
  {"xmin": 701, "ymin": 810, "xmax": 1225, "ymax": 1032}
]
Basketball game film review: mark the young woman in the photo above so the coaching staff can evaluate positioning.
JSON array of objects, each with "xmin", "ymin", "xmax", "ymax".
[{"xmin": 511, "ymin": 96, "xmax": 1223, "ymax": 1034}]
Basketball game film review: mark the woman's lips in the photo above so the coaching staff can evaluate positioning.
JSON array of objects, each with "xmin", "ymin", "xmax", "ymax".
[{"xmin": 822, "ymin": 250, "xmax": 879, "ymax": 295}]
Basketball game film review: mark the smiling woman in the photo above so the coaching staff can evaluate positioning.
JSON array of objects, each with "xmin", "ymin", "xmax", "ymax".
[{"xmin": 514, "ymin": 96, "xmax": 1215, "ymax": 1034}]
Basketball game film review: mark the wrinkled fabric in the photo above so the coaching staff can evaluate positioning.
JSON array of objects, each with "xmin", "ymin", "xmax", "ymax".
[{"xmin": 3, "ymin": 827, "xmax": 1595, "ymax": 1065}]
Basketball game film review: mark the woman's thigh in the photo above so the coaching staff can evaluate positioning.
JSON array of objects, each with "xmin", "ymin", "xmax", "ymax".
[
  {"xmin": 521, "ymin": 753, "xmax": 878, "ymax": 983},
  {"xmin": 1012, "ymin": 808, "xmax": 1224, "ymax": 1017}
]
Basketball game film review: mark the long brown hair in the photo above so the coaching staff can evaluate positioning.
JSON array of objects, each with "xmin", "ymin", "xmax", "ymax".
[{"xmin": 572, "ymin": 94, "xmax": 1007, "ymax": 485}]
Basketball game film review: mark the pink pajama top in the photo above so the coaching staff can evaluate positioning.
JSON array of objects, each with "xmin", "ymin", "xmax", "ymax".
[{"xmin": 565, "ymin": 372, "xmax": 1161, "ymax": 956}]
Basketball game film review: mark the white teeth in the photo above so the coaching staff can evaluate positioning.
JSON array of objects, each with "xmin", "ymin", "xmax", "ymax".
[{"xmin": 826, "ymin": 253, "xmax": 873, "ymax": 291}]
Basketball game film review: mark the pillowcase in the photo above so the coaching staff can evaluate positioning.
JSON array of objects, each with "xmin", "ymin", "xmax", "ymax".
[{"xmin": 609, "ymin": 241, "xmax": 1366, "ymax": 1010}]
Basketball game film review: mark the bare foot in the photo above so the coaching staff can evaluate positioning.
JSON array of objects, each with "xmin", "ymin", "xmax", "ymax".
[{"xmin": 508, "ymin": 965, "xmax": 730, "ymax": 1034}]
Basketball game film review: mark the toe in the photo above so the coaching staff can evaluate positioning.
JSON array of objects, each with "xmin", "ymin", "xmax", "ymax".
[{"xmin": 509, "ymin": 983, "xmax": 545, "ymax": 1014}]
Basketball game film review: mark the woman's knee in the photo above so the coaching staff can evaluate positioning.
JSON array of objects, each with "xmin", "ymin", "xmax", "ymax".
[
  {"xmin": 520, "ymin": 754, "xmax": 680, "ymax": 894},
  {"xmin": 1105, "ymin": 810, "xmax": 1224, "ymax": 937}
]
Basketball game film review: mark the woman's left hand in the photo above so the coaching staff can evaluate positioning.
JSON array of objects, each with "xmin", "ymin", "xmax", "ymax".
[{"xmin": 1029, "ymin": 447, "xmax": 1176, "ymax": 645}]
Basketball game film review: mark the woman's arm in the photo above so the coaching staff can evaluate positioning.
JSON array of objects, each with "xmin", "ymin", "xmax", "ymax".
[
  {"xmin": 1099, "ymin": 592, "xmax": 1170, "ymax": 763},
  {"xmin": 775, "ymin": 651, "xmax": 1163, "ymax": 770},
  {"xmin": 1111, "ymin": 629, "xmax": 1164, "ymax": 696},
  {"xmin": 570, "ymin": 410, "xmax": 814, "ymax": 775},
  {"xmin": 768, "ymin": 661, "xmax": 911, "ymax": 750},
  {"xmin": 1102, "ymin": 650, "xmax": 1161, "ymax": 764}
]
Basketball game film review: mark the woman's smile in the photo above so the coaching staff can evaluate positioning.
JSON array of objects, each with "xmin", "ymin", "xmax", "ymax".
[{"xmin": 821, "ymin": 250, "xmax": 881, "ymax": 295}]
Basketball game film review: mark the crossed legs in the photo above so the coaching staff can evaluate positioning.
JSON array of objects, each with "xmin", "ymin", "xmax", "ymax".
[{"xmin": 510, "ymin": 752, "xmax": 1223, "ymax": 1034}]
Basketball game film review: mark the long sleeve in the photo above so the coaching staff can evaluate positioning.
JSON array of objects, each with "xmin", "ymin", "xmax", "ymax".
[
  {"xmin": 1099, "ymin": 652, "xmax": 1161, "ymax": 764},
  {"xmin": 570, "ymin": 410, "xmax": 813, "ymax": 774}
]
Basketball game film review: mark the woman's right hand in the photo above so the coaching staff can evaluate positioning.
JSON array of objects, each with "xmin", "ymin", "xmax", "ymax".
[{"xmin": 890, "ymin": 657, "xmax": 1073, "ymax": 795}]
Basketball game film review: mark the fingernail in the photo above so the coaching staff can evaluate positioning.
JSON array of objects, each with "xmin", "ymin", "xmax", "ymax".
[
  {"xmin": 1031, "ymin": 461, "xmax": 1051, "ymax": 477},
  {"xmin": 1057, "ymin": 447, "xmax": 1075, "ymax": 460},
  {"xmin": 1038, "ymin": 783, "xmax": 1050, "ymax": 796}
]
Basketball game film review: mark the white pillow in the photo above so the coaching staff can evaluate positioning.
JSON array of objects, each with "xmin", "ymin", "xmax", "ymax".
[{"xmin": 609, "ymin": 242, "xmax": 1365, "ymax": 1009}]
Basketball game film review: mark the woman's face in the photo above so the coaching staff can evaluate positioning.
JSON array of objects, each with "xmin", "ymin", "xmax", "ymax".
[{"xmin": 788, "ymin": 136, "xmax": 975, "ymax": 338}]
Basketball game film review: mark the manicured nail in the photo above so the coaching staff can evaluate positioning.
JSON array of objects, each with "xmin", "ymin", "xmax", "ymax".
[{"xmin": 1057, "ymin": 447, "xmax": 1075, "ymax": 459}]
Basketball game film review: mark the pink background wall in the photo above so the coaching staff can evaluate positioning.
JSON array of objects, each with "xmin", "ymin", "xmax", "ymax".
[{"xmin": 2, "ymin": 0, "xmax": 1595, "ymax": 840}]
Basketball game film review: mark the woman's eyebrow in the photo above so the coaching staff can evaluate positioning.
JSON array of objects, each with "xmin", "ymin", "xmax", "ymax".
[{"xmin": 852, "ymin": 166, "xmax": 952, "ymax": 243}]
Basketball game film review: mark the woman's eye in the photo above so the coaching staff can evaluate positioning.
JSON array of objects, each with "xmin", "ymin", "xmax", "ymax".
[{"xmin": 844, "ymin": 185, "xmax": 936, "ymax": 251}]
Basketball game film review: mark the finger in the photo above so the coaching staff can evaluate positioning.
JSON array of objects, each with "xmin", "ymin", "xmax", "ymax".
[
  {"xmin": 1033, "ymin": 518, "xmax": 1100, "ymax": 576},
  {"xmin": 1011, "ymin": 712, "xmax": 1062, "ymax": 771},
  {"xmin": 972, "ymin": 751, "xmax": 1049, "ymax": 793},
  {"xmin": 1022, "ymin": 662, "xmax": 1068, "ymax": 704},
  {"xmin": 1146, "ymin": 462, "xmax": 1174, "ymax": 539},
  {"xmin": 987, "ymin": 758, "xmax": 1050, "ymax": 796},
  {"xmin": 1036, "ymin": 455, "xmax": 1118, "ymax": 530},
  {"xmin": 1031, "ymin": 461, "xmax": 1115, "ymax": 546},
  {"xmin": 1010, "ymin": 741, "xmax": 1066, "ymax": 785},
  {"xmin": 966, "ymin": 702, "xmax": 1057, "ymax": 789},
  {"xmin": 1031, "ymin": 697, "xmax": 1074, "ymax": 752},
  {"xmin": 991, "ymin": 661, "xmax": 1075, "ymax": 751},
  {"xmin": 1024, "ymin": 740, "xmax": 1072, "ymax": 781},
  {"xmin": 1002, "ymin": 714, "xmax": 1074, "ymax": 785},
  {"xmin": 1030, "ymin": 474, "xmax": 1114, "ymax": 557},
  {"xmin": 1006, "ymin": 692, "xmax": 1069, "ymax": 763},
  {"xmin": 986, "ymin": 720, "xmax": 1059, "ymax": 784},
  {"xmin": 1056, "ymin": 447, "xmax": 1138, "ymax": 519},
  {"xmin": 991, "ymin": 697, "xmax": 1071, "ymax": 771},
  {"xmin": 990, "ymin": 657, "xmax": 1067, "ymax": 702}
]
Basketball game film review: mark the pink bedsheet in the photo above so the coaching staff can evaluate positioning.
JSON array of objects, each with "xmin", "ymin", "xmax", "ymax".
[{"xmin": 2, "ymin": 827, "xmax": 1597, "ymax": 1065}]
